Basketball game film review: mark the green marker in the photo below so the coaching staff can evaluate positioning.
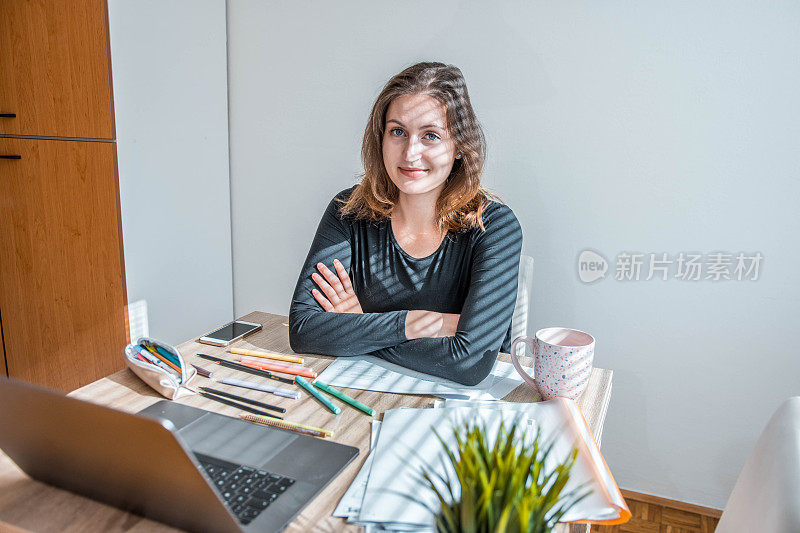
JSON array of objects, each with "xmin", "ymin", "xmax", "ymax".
[
  {"xmin": 313, "ymin": 380, "xmax": 375, "ymax": 417},
  {"xmin": 295, "ymin": 376, "xmax": 341, "ymax": 415}
]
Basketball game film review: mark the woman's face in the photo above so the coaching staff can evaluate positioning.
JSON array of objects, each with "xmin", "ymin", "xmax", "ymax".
[{"xmin": 382, "ymin": 93, "xmax": 457, "ymax": 200}]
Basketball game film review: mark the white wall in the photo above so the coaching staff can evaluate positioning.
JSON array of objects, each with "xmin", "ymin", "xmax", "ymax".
[
  {"xmin": 109, "ymin": 0, "xmax": 233, "ymax": 345},
  {"xmin": 228, "ymin": 1, "xmax": 800, "ymax": 508}
]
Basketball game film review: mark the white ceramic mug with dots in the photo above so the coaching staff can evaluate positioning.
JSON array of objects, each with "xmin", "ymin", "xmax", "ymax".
[{"xmin": 509, "ymin": 327, "xmax": 595, "ymax": 401}]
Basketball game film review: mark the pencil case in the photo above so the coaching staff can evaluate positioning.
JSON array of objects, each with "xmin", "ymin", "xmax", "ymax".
[{"xmin": 123, "ymin": 337, "xmax": 197, "ymax": 400}]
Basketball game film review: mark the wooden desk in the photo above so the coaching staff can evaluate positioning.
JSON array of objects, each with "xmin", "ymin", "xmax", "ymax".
[{"xmin": 0, "ymin": 311, "xmax": 613, "ymax": 532}]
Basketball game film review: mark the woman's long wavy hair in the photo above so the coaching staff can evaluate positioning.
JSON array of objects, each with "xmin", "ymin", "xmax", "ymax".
[{"xmin": 340, "ymin": 62, "xmax": 497, "ymax": 232}]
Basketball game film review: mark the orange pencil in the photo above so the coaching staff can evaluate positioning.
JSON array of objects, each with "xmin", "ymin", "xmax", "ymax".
[
  {"xmin": 237, "ymin": 358, "xmax": 317, "ymax": 379},
  {"xmin": 229, "ymin": 347, "xmax": 304, "ymax": 365},
  {"xmin": 238, "ymin": 356, "xmax": 314, "ymax": 374},
  {"xmin": 147, "ymin": 349, "xmax": 181, "ymax": 373}
]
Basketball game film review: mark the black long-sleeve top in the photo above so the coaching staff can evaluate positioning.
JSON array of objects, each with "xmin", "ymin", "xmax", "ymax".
[{"xmin": 289, "ymin": 187, "xmax": 523, "ymax": 386}]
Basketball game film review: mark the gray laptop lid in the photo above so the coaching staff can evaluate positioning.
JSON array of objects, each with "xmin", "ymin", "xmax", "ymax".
[{"xmin": 0, "ymin": 378, "xmax": 358, "ymax": 532}]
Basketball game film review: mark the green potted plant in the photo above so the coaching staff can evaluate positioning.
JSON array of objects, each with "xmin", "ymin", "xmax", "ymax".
[{"xmin": 419, "ymin": 417, "xmax": 589, "ymax": 533}]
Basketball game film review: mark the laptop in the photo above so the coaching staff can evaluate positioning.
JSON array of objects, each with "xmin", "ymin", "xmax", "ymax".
[{"xmin": 0, "ymin": 378, "xmax": 359, "ymax": 532}]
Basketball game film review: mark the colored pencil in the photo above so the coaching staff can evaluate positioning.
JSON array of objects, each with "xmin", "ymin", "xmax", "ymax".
[
  {"xmin": 295, "ymin": 376, "xmax": 340, "ymax": 414},
  {"xmin": 191, "ymin": 363, "xmax": 213, "ymax": 378},
  {"xmin": 135, "ymin": 346, "xmax": 178, "ymax": 375},
  {"xmin": 155, "ymin": 346, "xmax": 181, "ymax": 367},
  {"xmin": 146, "ymin": 345, "xmax": 180, "ymax": 367},
  {"xmin": 198, "ymin": 391, "xmax": 283, "ymax": 419},
  {"xmin": 229, "ymin": 347, "xmax": 304, "ymax": 365},
  {"xmin": 239, "ymin": 413, "xmax": 333, "ymax": 438},
  {"xmin": 140, "ymin": 345, "xmax": 181, "ymax": 373},
  {"xmin": 217, "ymin": 377, "xmax": 300, "ymax": 400},
  {"xmin": 237, "ymin": 357, "xmax": 317, "ymax": 379},
  {"xmin": 198, "ymin": 386, "xmax": 285, "ymax": 413},
  {"xmin": 202, "ymin": 355, "xmax": 273, "ymax": 378},
  {"xmin": 196, "ymin": 353, "xmax": 295, "ymax": 384},
  {"xmin": 313, "ymin": 380, "xmax": 375, "ymax": 417}
]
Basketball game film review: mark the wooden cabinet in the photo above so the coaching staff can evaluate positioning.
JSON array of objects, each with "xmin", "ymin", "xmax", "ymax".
[
  {"xmin": 0, "ymin": 139, "xmax": 127, "ymax": 390},
  {"xmin": 0, "ymin": 0, "xmax": 114, "ymax": 138},
  {"xmin": 0, "ymin": 317, "xmax": 6, "ymax": 376},
  {"xmin": 0, "ymin": 0, "xmax": 127, "ymax": 392}
]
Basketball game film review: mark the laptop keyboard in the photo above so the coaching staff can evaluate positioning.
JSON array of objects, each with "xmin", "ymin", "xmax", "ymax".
[{"xmin": 195, "ymin": 452, "xmax": 296, "ymax": 526}]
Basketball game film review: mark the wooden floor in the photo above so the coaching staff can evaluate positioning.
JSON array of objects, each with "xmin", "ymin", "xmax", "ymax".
[{"xmin": 592, "ymin": 490, "xmax": 721, "ymax": 533}]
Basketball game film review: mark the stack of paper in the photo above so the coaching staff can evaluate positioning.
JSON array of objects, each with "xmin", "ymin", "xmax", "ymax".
[
  {"xmin": 316, "ymin": 355, "xmax": 524, "ymax": 400},
  {"xmin": 334, "ymin": 399, "xmax": 630, "ymax": 531}
]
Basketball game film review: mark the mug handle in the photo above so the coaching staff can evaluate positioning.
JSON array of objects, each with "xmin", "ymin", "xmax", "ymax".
[{"xmin": 509, "ymin": 336, "xmax": 537, "ymax": 388}]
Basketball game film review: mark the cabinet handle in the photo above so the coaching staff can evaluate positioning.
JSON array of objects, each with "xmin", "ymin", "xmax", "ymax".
[
  {"xmin": 0, "ymin": 113, "xmax": 16, "ymax": 118},
  {"xmin": 0, "ymin": 155, "xmax": 21, "ymax": 159}
]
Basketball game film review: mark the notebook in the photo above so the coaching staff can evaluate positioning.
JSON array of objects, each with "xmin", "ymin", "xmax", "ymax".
[{"xmin": 0, "ymin": 378, "xmax": 358, "ymax": 532}]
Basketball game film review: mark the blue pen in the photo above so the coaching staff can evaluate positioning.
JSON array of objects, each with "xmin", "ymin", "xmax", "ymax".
[
  {"xmin": 135, "ymin": 345, "xmax": 178, "ymax": 375},
  {"xmin": 295, "ymin": 376, "xmax": 341, "ymax": 414},
  {"xmin": 155, "ymin": 346, "xmax": 181, "ymax": 366}
]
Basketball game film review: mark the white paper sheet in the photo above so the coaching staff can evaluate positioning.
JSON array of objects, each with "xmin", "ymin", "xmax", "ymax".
[
  {"xmin": 336, "ymin": 416, "xmax": 440, "ymax": 531},
  {"xmin": 357, "ymin": 406, "xmax": 529, "ymax": 528},
  {"xmin": 339, "ymin": 399, "xmax": 624, "ymax": 529},
  {"xmin": 316, "ymin": 355, "xmax": 524, "ymax": 400},
  {"xmin": 333, "ymin": 420, "xmax": 382, "ymax": 519}
]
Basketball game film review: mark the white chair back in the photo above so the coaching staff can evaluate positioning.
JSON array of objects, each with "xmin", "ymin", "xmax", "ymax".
[
  {"xmin": 716, "ymin": 397, "xmax": 800, "ymax": 533},
  {"xmin": 510, "ymin": 255, "xmax": 534, "ymax": 355}
]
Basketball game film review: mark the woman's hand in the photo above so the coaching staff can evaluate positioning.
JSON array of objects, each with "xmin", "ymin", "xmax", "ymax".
[
  {"xmin": 311, "ymin": 259, "xmax": 363, "ymax": 313},
  {"xmin": 405, "ymin": 310, "xmax": 460, "ymax": 339},
  {"xmin": 439, "ymin": 312, "xmax": 460, "ymax": 337},
  {"xmin": 310, "ymin": 260, "xmax": 460, "ymax": 336}
]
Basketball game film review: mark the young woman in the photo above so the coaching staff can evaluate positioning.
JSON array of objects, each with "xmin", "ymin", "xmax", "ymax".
[{"xmin": 288, "ymin": 62, "xmax": 522, "ymax": 386}]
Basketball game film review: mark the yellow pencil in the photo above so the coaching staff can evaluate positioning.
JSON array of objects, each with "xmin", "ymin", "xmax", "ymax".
[
  {"xmin": 229, "ymin": 347, "xmax": 304, "ymax": 365},
  {"xmin": 238, "ymin": 413, "xmax": 333, "ymax": 438}
]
